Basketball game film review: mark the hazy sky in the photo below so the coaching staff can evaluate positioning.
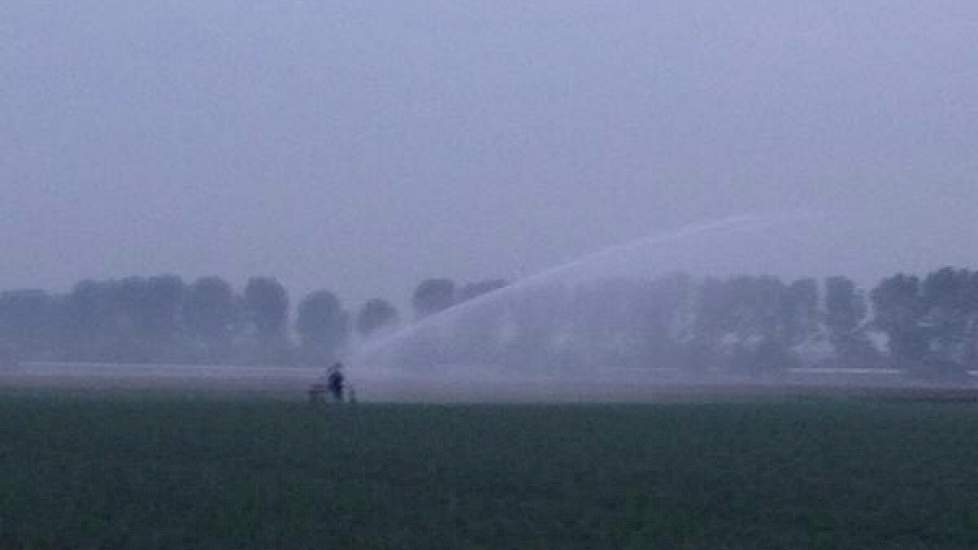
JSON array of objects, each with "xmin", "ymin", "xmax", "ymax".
[{"xmin": 2, "ymin": 1, "xmax": 977, "ymax": 306}]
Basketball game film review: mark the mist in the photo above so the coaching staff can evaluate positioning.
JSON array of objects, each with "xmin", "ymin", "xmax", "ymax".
[
  {"xmin": 3, "ymin": 2, "xmax": 978, "ymax": 399},
  {"xmin": 2, "ymin": 1, "xmax": 977, "ymax": 307},
  {"xmin": 9, "ymin": 7, "xmax": 978, "ymax": 550},
  {"xmin": 2, "ymin": 215, "xmax": 976, "ymax": 400}
]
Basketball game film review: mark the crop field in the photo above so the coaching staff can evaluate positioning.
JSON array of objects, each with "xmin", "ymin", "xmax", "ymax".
[{"xmin": 2, "ymin": 392, "xmax": 978, "ymax": 549}]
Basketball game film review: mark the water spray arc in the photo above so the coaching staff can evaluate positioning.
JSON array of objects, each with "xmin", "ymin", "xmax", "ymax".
[{"xmin": 350, "ymin": 214, "xmax": 796, "ymax": 374}]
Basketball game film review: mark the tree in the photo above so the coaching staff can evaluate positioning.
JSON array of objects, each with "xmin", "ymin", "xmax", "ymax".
[
  {"xmin": 185, "ymin": 277, "xmax": 237, "ymax": 362},
  {"xmin": 565, "ymin": 277, "xmax": 690, "ymax": 370},
  {"xmin": 965, "ymin": 271, "xmax": 978, "ymax": 366},
  {"xmin": 871, "ymin": 274, "xmax": 927, "ymax": 368},
  {"xmin": 140, "ymin": 275, "xmax": 187, "ymax": 348},
  {"xmin": 783, "ymin": 278, "xmax": 819, "ymax": 348},
  {"xmin": 113, "ymin": 277, "xmax": 153, "ymax": 361},
  {"xmin": 62, "ymin": 280, "xmax": 120, "ymax": 361},
  {"xmin": 689, "ymin": 277, "xmax": 729, "ymax": 371},
  {"xmin": 632, "ymin": 273, "xmax": 695, "ymax": 369},
  {"xmin": 691, "ymin": 275, "xmax": 797, "ymax": 373},
  {"xmin": 356, "ymin": 298, "xmax": 399, "ymax": 339},
  {"xmin": 824, "ymin": 276, "xmax": 873, "ymax": 366},
  {"xmin": 243, "ymin": 277, "xmax": 290, "ymax": 361},
  {"xmin": 870, "ymin": 269, "xmax": 978, "ymax": 379},
  {"xmin": 920, "ymin": 267, "xmax": 973, "ymax": 366},
  {"xmin": 412, "ymin": 278, "xmax": 456, "ymax": 319},
  {"xmin": 733, "ymin": 276, "xmax": 796, "ymax": 373},
  {"xmin": 111, "ymin": 276, "xmax": 189, "ymax": 362},
  {"xmin": 296, "ymin": 290, "xmax": 349, "ymax": 363}
]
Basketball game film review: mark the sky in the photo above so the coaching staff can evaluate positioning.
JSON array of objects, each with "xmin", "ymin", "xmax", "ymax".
[{"xmin": 2, "ymin": 1, "xmax": 977, "ymax": 307}]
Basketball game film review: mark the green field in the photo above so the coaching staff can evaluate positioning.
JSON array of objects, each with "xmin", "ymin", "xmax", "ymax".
[{"xmin": 2, "ymin": 393, "xmax": 978, "ymax": 549}]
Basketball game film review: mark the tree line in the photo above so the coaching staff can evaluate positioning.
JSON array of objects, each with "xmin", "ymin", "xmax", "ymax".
[
  {"xmin": 0, "ymin": 275, "xmax": 502, "ymax": 366},
  {"xmin": 380, "ymin": 268, "xmax": 978, "ymax": 381},
  {"xmin": 1, "ymin": 268, "xmax": 977, "ymax": 380}
]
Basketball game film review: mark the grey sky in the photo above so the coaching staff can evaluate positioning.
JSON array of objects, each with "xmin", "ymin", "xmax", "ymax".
[{"xmin": 2, "ymin": 1, "xmax": 976, "ymax": 306}]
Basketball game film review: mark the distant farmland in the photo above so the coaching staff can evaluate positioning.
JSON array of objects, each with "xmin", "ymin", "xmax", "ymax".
[
  {"xmin": 4, "ymin": 361, "xmax": 975, "ymax": 403},
  {"xmin": 2, "ymin": 393, "xmax": 978, "ymax": 549}
]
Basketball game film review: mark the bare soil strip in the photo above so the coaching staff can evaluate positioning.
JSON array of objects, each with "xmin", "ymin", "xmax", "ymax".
[{"xmin": 5, "ymin": 361, "xmax": 978, "ymax": 404}]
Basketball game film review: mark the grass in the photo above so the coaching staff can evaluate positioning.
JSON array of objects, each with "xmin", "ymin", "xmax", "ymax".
[{"xmin": 2, "ymin": 392, "xmax": 978, "ymax": 549}]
